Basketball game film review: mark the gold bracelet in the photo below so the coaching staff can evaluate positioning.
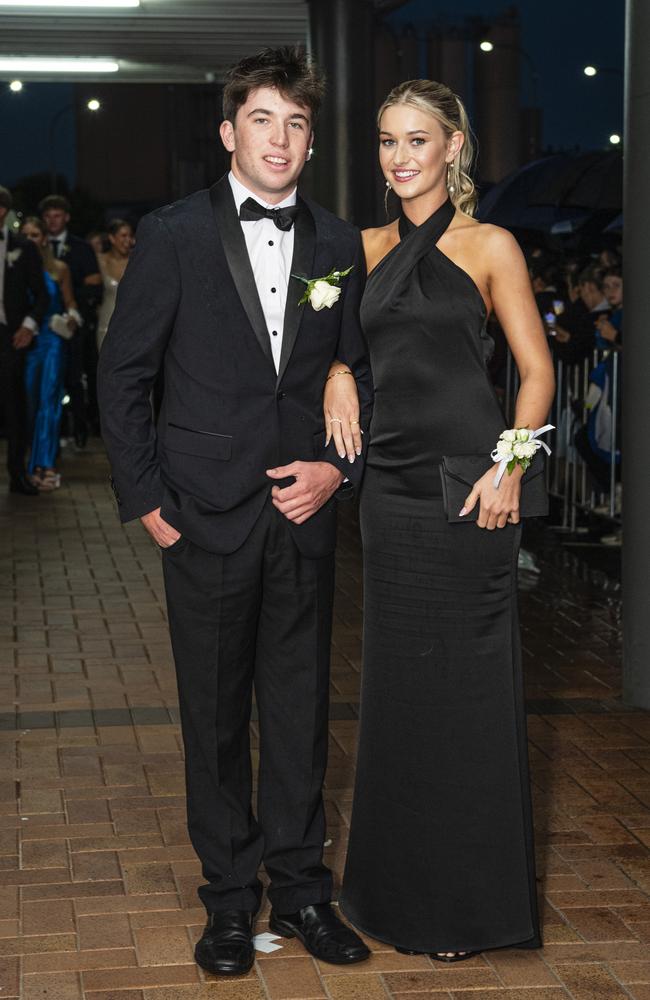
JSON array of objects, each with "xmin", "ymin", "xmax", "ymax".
[{"xmin": 326, "ymin": 369, "xmax": 354, "ymax": 381}]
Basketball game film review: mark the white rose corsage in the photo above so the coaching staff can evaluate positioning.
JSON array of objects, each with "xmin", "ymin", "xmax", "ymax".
[
  {"xmin": 6, "ymin": 249, "xmax": 22, "ymax": 267},
  {"xmin": 293, "ymin": 265, "xmax": 354, "ymax": 311},
  {"xmin": 491, "ymin": 425, "xmax": 554, "ymax": 486}
]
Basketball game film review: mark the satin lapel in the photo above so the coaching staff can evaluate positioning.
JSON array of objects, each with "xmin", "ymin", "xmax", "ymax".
[
  {"xmin": 277, "ymin": 198, "xmax": 316, "ymax": 384},
  {"xmin": 209, "ymin": 178, "xmax": 274, "ymax": 368}
]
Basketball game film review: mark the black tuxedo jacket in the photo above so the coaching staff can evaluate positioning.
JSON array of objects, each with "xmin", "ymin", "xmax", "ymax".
[
  {"xmin": 56, "ymin": 233, "xmax": 99, "ymax": 288},
  {"xmin": 98, "ymin": 175, "xmax": 373, "ymax": 558},
  {"xmin": 1, "ymin": 232, "xmax": 48, "ymax": 335},
  {"xmin": 56, "ymin": 233, "xmax": 102, "ymax": 318}
]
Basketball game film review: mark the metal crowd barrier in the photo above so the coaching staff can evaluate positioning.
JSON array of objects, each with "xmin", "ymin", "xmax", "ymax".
[{"xmin": 503, "ymin": 346, "xmax": 621, "ymax": 532}]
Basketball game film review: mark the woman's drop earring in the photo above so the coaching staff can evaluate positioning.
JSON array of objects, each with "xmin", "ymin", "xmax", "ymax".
[
  {"xmin": 384, "ymin": 179, "xmax": 392, "ymax": 215},
  {"xmin": 447, "ymin": 163, "xmax": 455, "ymax": 195}
]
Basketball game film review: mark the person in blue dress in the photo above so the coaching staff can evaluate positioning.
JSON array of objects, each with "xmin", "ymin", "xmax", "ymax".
[{"xmin": 21, "ymin": 217, "xmax": 79, "ymax": 491}]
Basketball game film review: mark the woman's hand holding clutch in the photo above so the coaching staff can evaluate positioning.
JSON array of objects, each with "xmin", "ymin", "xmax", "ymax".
[
  {"xmin": 324, "ymin": 359, "xmax": 362, "ymax": 463},
  {"xmin": 460, "ymin": 464, "xmax": 524, "ymax": 530}
]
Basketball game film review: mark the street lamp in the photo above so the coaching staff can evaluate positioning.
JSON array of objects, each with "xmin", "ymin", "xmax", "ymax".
[
  {"xmin": 583, "ymin": 64, "xmax": 624, "ymax": 78},
  {"xmin": 479, "ymin": 40, "xmax": 494, "ymax": 52},
  {"xmin": 49, "ymin": 99, "xmax": 102, "ymax": 193},
  {"xmin": 609, "ymin": 133, "xmax": 622, "ymax": 145}
]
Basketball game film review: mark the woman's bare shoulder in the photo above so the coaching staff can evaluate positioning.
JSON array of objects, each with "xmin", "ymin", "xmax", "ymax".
[
  {"xmin": 471, "ymin": 220, "xmax": 521, "ymax": 253},
  {"xmin": 361, "ymin": 221, "xmax": 400, "ymax": 272}
]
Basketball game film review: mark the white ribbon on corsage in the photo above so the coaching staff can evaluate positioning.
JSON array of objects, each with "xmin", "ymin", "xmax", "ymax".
[{"xmin": 491, "ymin": 425, "xmax": 555, "ymax": 487}]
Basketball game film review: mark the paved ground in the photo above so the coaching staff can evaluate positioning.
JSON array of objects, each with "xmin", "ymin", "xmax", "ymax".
[{"xmin": 1, "ymin": 441, "xmax": 649, "ymax": 1000}]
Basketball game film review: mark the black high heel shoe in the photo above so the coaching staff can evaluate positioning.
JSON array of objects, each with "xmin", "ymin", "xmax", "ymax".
[{"xmin": 395, "ymin": 946, "xmax": 478, "ymax": 962}]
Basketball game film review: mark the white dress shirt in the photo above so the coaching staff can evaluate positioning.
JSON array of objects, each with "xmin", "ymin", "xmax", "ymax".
[
  {"xmin": 0, "ymin": 225, "xmax": 38, "ymax": 332},
  {"xmin": 228, "ymin": 172, "xmax": 296, "ymax": 374}
]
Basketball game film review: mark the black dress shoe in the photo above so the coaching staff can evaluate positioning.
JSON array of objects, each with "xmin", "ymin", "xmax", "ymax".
[
  {"xmin": 9, "ymin": 475, "xmax": 39, "ymax": 496},
  {"xmin": 269, "ymin": 903, "xmax": 370, "ymax": 965},
  {"xmin": 194, "ymin": 910, "xmax": 255, "ymax": 976}
]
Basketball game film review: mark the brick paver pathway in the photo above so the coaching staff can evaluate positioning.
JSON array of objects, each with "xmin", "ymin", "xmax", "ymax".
[{"xmin": 1, "ymin": 442, "xmax": 648, "ymax": 1000}]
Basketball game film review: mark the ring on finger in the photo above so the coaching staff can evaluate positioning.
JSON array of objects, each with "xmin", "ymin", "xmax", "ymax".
[
  {"xmin": 328, "ymin": 418, "xmax": 343, "ymax": 424},
  {"xmin": 350, "ymin": 420, "xmax": 360, "ymax": 425}
]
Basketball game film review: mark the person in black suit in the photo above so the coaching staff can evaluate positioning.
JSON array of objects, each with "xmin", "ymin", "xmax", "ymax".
[
  {"xmin": 98, "ymin": 48, "xmax": 373, "ymax": 977},
  {"xmin": 0, "ymin": 186, "xmax": 49, "ymax": 494},
  {"xmin": 39, "ymin": 195, "xmax": 102, "ymax": 446}
]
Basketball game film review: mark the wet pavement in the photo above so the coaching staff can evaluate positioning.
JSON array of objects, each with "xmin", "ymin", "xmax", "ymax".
[{"xmin": 1, "ymin": 440, "xmax": 649, "ymax": 1000}]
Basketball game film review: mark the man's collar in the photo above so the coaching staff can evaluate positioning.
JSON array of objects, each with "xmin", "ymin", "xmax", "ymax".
[
  {"xmin": 228, "ymin": 170, "xmax": 297, "ymax": 215},
  {"xmin": 50, "ymin": 229, "xmax": 68, "ymax": 243}
]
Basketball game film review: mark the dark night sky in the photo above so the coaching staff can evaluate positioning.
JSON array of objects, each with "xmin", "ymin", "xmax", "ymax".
[
  {"xmin": 0, "ymin": 0, "xmax": 625, "ymax": 190},
  {"xmin": 386, "ymin": 0, "xmax": 625, "ymax": 152}
]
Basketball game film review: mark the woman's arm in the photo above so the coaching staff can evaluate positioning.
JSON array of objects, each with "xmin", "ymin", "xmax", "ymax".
[
  {"xmin": 462, "ymin": 227, "xmax": 555, "ymax": 530},
  {"xmin": 58, "ymin": 262, "xmax": 78, "ymax": 314},
  {"xmin": 324, "ymin": 359, "xmax": 361, "ymax": 462}
]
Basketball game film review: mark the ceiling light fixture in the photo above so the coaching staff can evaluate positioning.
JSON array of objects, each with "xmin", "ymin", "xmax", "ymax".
[
  {"xmin": 9, "ymin": 79, "xmax": 23, "ymax": 91},
  {"xmin": 0, "ymin": 57, "xmax": 119, "ymax": 72},
  {"xmin": 0, "ymin": 1, "xmax": 139, "ymax": 7}
]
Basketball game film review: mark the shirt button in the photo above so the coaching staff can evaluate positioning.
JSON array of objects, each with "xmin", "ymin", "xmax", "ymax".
[
  {"xmin": 268, "ymin": 240, "xmax": 274, "ymax": 246},
  {"xmin": 271, "ymin": 287, "xmax": 276, "ymax": 293},
  {"xmin": 272, "ymin": 330, "xmax": 278, "ymax": 336}
]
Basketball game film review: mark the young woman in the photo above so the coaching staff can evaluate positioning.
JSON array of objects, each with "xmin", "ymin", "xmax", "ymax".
[
  {"xmin": 327, "ymin": 80, "xmax": 555, "ymax": 960},
  {"xmin": 96, "ymin": 219, "xmax": 134, "ymax": 352},
  {"xmin": 21, "ymin": 217, "xmax": 78, "ymax": 491}
]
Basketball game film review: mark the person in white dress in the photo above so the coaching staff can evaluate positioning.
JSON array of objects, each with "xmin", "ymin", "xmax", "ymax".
[{"xmin": 97, "ymin": 219, "xmax": 134, "ymax": 351}]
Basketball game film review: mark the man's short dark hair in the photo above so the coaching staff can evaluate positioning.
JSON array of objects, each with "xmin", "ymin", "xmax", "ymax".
[
  {"xmin": 0, "ymin": 186, "xmax": 12, "ymax": 211},
  {"xmin": 578, "ymin": 264, "xmax": 603, "ymax": 289},
  {"xmin": 222, "ymin": 46, "xmax": 325, "ymax": 126},
  {"xmin": 39, "ymin": 194, "xmax": 71, "ymax": 214}
]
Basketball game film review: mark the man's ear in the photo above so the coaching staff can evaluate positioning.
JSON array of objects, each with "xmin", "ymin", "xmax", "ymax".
[{"xmin": 219, "ymin": 119, "xmax": 236, "ymax": 152}]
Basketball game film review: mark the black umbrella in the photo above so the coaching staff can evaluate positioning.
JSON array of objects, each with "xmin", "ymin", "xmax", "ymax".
[
  {"xmin": 478, "ymin": 154, "xmax": 591, "ymax": 233},
  {"xmin": 529, "ymin": 150, "xmax": 622, "ymax": 212}
]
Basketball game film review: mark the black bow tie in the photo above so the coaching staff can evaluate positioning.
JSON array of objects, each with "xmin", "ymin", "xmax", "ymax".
[{"xmin": 239, "ymin": 197, "xmax": 299, "ymax": 231}]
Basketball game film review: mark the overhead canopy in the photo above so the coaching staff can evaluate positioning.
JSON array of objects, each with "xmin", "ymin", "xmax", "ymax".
[{"xmin": 0, "ymin": 0, "xmax": 309, "ymax": 82}]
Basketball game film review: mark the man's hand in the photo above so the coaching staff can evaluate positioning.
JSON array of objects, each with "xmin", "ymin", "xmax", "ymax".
[
  {"xmin": 141, "ymin": 507, "xmax": 181, "ymax": 547},
  {"xmin": 13, "ymin": 326, "xmax": 34, "ymax": 350},
  {"xmin": 267, "ymin": 461, "xmax": 344, "ymax": 524}
]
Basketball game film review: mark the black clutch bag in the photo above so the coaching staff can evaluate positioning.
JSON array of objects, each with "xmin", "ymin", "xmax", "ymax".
[{"xmin": 439, "ymin": 451, "xmax": 548, "ymax": 523}]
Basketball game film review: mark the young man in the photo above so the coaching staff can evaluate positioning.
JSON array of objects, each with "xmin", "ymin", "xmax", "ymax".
[
  {"xmin": 98, "ymin": 48, "xmax": 373, "ymax": 976},
  {"xmin": 0, "ymin": 186, "xmax": 48, "ymax": 494}
]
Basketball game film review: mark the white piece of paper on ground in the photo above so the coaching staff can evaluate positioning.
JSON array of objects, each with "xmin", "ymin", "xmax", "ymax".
[{"xmin": 253, "ymin": 932, "xmax": 283, "ymax": 954}]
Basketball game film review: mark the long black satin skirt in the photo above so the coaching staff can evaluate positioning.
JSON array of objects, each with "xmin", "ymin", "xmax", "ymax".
[{"xmin": 340, "ymin": 468, "xmax": 541, "ymax": 953}]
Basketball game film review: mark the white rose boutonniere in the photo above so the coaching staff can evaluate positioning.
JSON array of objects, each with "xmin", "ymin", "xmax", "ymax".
[
  {"xmin": 293, "ymin": 265, "xmax": 354, "ymax": 311},
  {"xmin": 6, "ymin": 249, "xmax": 22, "ymax": 267}
]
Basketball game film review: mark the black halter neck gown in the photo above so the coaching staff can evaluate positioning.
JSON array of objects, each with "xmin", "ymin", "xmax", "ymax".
[{"xmin": 340, "ymin": 200, "xmax": 541, "ymax": 953}]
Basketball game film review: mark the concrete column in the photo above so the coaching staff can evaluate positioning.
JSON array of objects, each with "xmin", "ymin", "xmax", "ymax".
[
  {"xmin": 622, "ymin": 0, "xmax": 650, "ymax": 708},
  {"xmin": 428, "ymin": 28, "xmax": 469, "ymax": 104},
  {"xmin": 473, "ymin": 17, "xmax": 521, "ymax": 183},
  {"xmin": 308, "ymin": 0, "xmax": 376, "ymax": 225}
]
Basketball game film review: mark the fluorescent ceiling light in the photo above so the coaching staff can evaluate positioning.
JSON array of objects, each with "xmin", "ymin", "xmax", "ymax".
[
  {"xmin": 0, "ymin": 57, "xmax": 119, "ymax": 72},
  {"xmin": 0, "ymin": 1, "xmax": 139, "ymax": 6}
]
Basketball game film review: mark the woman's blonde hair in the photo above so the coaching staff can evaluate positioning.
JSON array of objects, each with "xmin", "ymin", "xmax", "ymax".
[
  {"xmin": 21, "ymin": 216, "xmax": 57, "ymax": 277},
  {"xmin": 378, "ymin": 79, "xmax": 478, "ymax": 217}
]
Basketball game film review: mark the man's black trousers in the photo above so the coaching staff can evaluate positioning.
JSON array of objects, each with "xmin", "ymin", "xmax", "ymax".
[
  {"xmin": 162, "ymin": 497, "xmax": 335, "ymax": 915},
  {"xmin": 0, "ymin": 325, "xmax": 27, "ymax": 479}
]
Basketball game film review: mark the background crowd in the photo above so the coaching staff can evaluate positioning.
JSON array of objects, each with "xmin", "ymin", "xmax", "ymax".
[{"xmin": 0, "ymin": 185, "xmax": 133, "ymax": 494}]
